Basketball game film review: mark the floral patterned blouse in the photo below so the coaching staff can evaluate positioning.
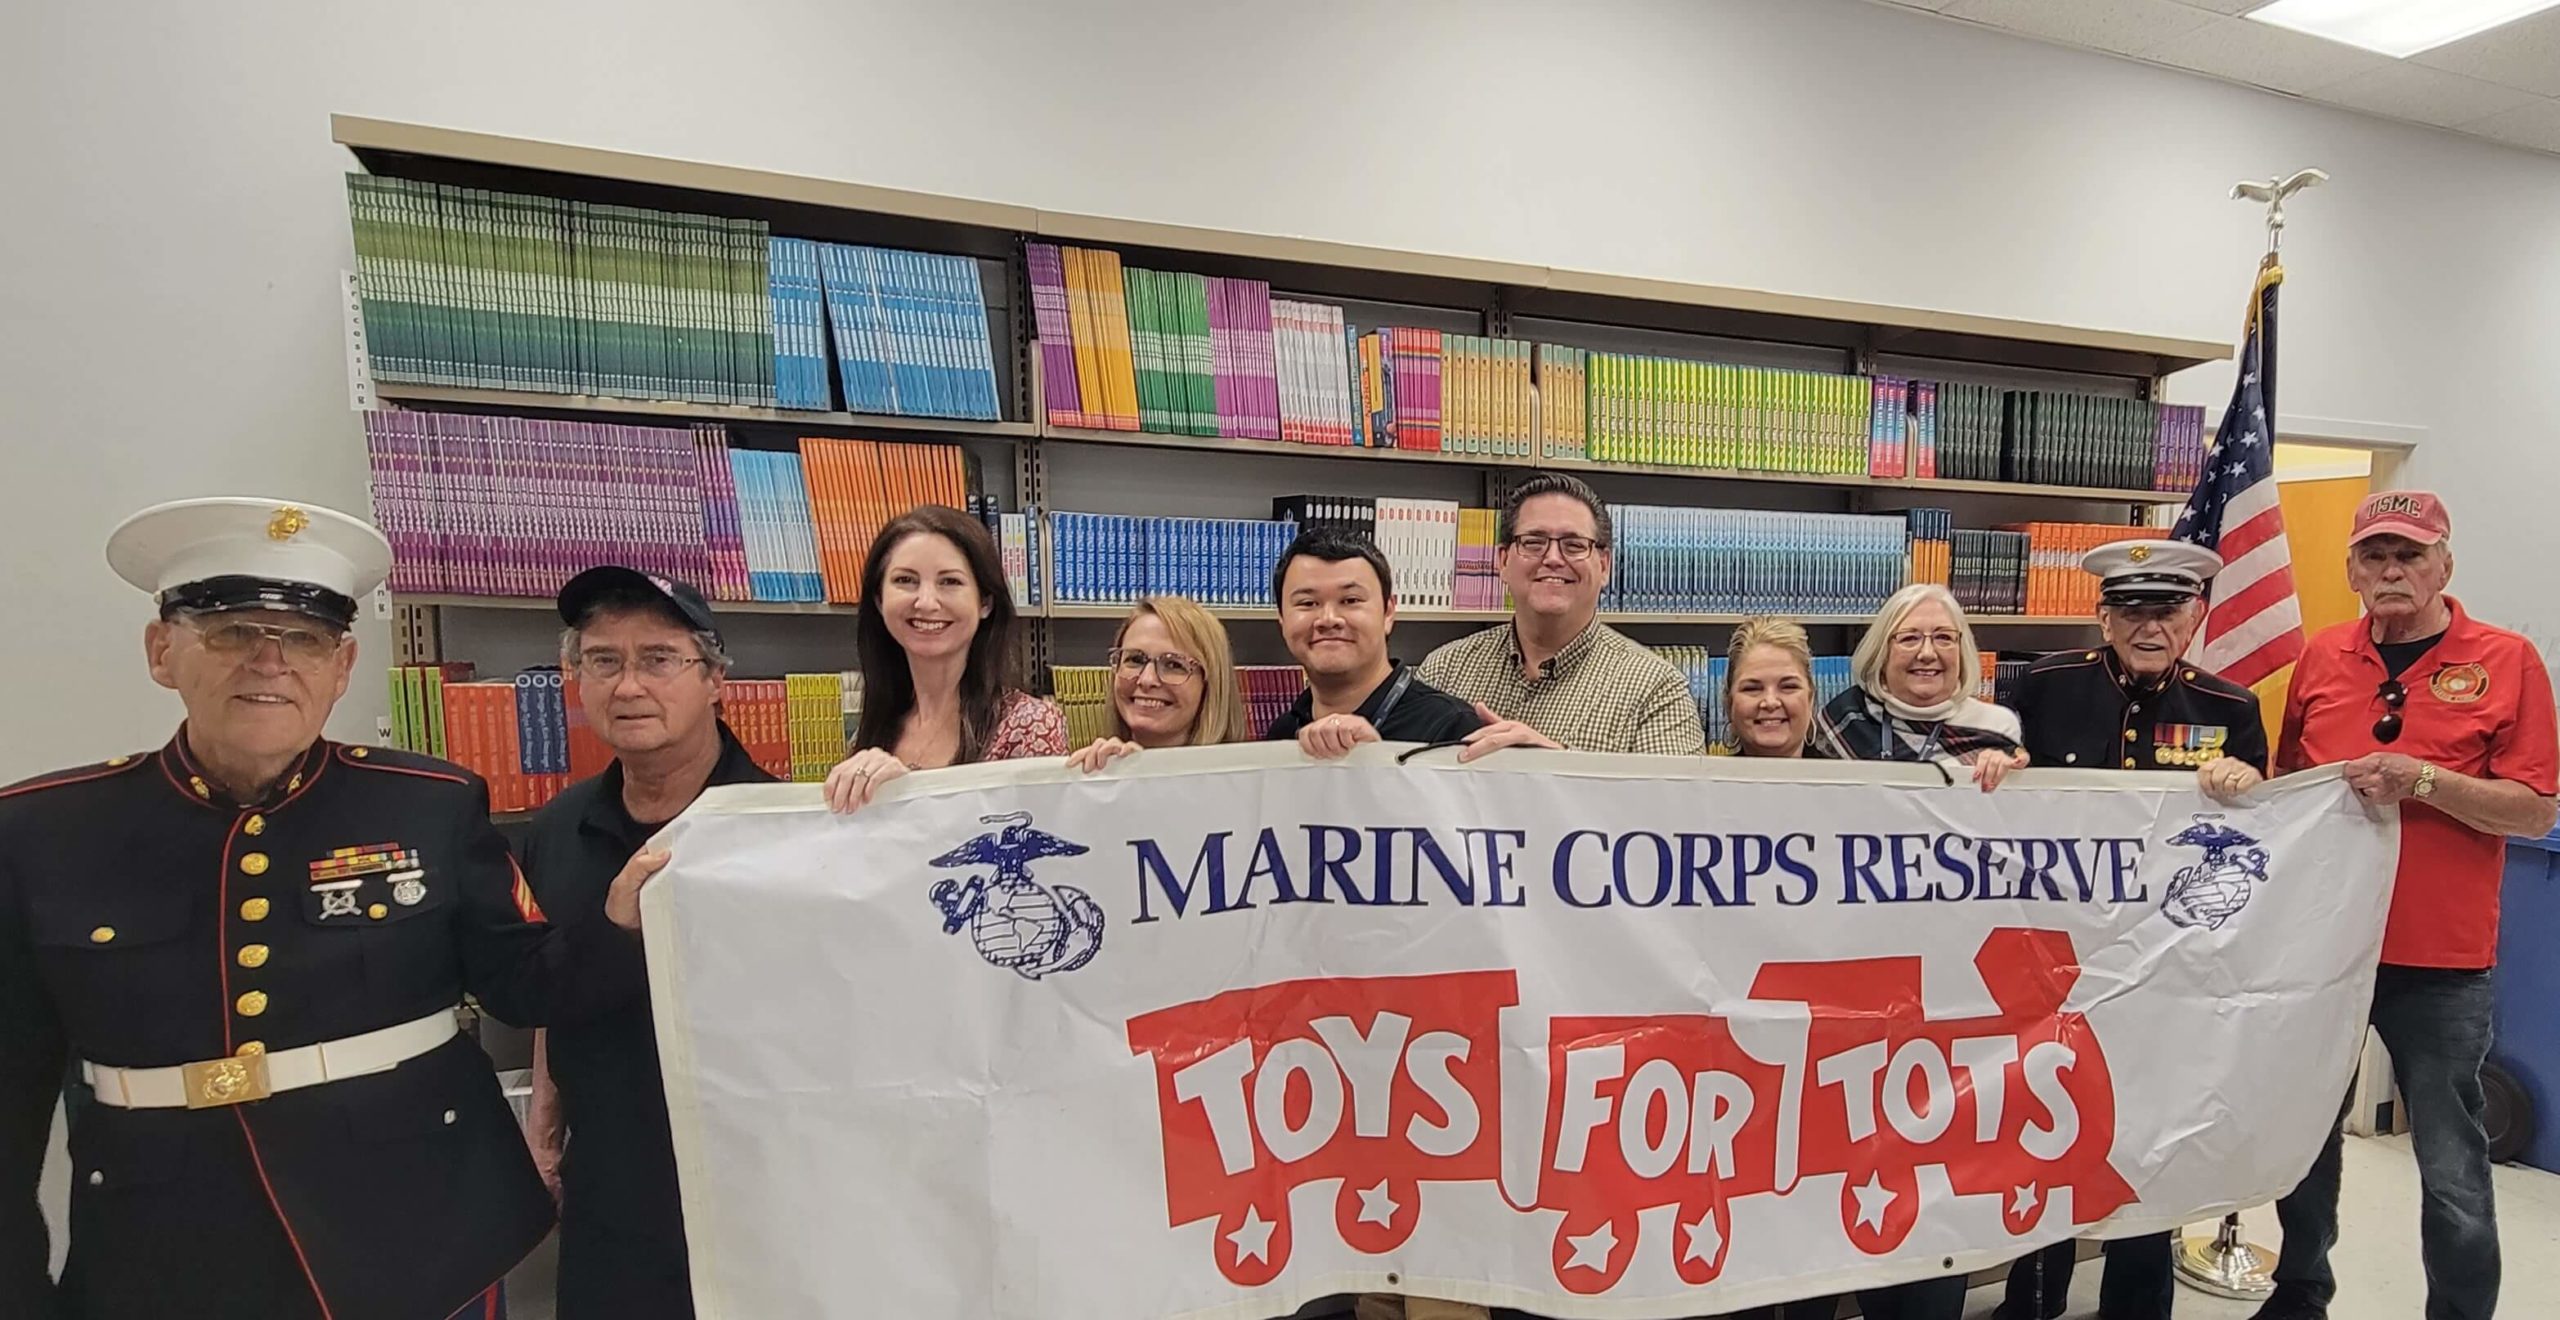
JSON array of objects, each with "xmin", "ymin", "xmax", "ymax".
[{"xmin": 983, "ymin": 690, "xmax": 1068, "ymax": 761}]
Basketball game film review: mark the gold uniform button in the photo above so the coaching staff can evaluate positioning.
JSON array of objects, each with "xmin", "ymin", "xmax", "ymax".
[
  {"xmin": 2124, "ymin": 757, "xmax": 2138, "ymax": 768},
  {"xmin": 190, "ymin": 776, "xmax": 211, "ymax": 798},
  {"xmin": 236, "ymin": 1041, "xmax": 265, "ymax": 1058},
  {"xmin": 89, "ymin": 926, "xmax": 115, "ymax": 944},
  {"xmin": 2124, "ymin": 729, "xmax": 2138, "ymax": 741},
  {"xmin": 348, "ymin": 747, "xmax": 369, "ymax": 759},
  {"xmin": 106, "ymin": 755, "xmax": 131, "ymax": 767},
  {"xmin": 240, "ymin": 853, "xmax": 270, "ymax": 877},
  {"xmin": 240, "ymin": 897, "xmax": 271, "ymax": 922},
  {"xmin": 244, "ymin": 814, "xmax": 266, "ymax": 836},
  {"xmin": 237, "ymin": 944, "xmax": 270, "ymax": 969},
  {"xmin": 236, "ymin": 991, "xmax": 269, "ymax": 1018},
  {"xmin": 368, "ymin": 903, "xmax": 389, "ymax": 920}
]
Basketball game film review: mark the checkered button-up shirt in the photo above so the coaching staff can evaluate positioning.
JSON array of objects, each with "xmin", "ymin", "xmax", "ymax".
[{"xmin": 1418, "ymin": 619, "xmax": 1705, "ymax": 755}]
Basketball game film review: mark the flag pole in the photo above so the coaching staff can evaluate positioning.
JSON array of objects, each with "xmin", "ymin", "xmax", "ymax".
[{"xmin": 2171, "ymin": 166, "xmax": 2326, "ymax": 1305}]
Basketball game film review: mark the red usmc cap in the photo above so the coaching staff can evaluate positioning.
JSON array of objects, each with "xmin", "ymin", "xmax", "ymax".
[{"xmin": 2350, "ymin": 490, "xmax": 2451, "ymax": 546}]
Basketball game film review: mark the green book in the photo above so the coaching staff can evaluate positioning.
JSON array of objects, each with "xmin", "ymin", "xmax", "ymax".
[
  {"xmin": 1127, "ymin": 268, "xmax": 1164, "ymax": 432},
  {"xmin": 423, "ymin": 668, "xmax": 450, "ymax": 760},
  {"xmin": 1181, "ymin": 273, "xmax": 1216, "ymax": 436}
]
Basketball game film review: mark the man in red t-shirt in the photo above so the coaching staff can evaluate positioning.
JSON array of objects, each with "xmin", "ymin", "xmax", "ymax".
[{"xmin": 2209, "ymin": 491, "xmax": 2557, "ymax": 1320}]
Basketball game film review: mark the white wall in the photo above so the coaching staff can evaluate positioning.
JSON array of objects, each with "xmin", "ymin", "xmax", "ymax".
[{"xmin": 7, "ymin": 0, "xmax": 2559, "ymax": 779}]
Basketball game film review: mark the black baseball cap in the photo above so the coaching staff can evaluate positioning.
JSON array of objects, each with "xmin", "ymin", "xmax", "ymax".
[{"xmin": 557, "ymin": 566, "xmax": 722, "ymax": 646}]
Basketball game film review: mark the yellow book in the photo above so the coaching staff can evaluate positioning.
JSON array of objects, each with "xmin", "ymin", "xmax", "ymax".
[
  {"xmin": 1088, "ymin": 250, "xmax": 1141, "ymax": 431},
  {"xmin": 1061, "ymin": 248, "xmax": 1110, "ymax": 433}
]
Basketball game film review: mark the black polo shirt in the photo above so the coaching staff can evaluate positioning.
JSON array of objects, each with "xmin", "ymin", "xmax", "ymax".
[
  {"xmin": 518, "ymin": 721, "xmax": 773, "ymax": 1305},
  {"xmin": 1263, "ymin": 660, "xmax": 1486, "ymax": 746}
]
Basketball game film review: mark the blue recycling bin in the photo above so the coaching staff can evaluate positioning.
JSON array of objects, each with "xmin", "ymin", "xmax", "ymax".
[{"xmin": 2492, "ymin": 828, "xmax": 2560, "ymax": 1173}]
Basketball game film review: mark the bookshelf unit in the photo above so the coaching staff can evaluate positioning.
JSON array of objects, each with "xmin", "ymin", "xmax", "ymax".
[{"xmin": 333, "ymin": 114, "xmax": 2227, "ymax": 695}]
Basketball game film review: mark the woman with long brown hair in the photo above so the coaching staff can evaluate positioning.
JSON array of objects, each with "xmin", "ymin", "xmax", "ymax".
[{"xmin": 823, "ymin": 505, "xmax": 1065, "ymax": 811}]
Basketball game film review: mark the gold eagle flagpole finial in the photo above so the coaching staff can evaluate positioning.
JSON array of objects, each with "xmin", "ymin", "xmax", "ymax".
[{"xmin": 2230, "ymin": 168, "xmax": 2327, "ymax": 260}]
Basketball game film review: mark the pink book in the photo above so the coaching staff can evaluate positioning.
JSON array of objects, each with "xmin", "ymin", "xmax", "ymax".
[
  {"xmin": 1208, "ymin": 277, "xmax": 1237, "ymax": 438},
  {"xmin": 1238, "ymin": 280, "xmax": 1280, "ymax": 440}
]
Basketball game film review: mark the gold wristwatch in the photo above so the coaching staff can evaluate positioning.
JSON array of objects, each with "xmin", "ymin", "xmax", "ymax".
[{"xmin": 2415, "ymin": 762, "xmax": 2439, "ymax": 799}]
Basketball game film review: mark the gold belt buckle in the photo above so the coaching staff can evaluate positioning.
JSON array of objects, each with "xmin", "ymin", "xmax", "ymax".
[{"xmin": 180, "ymin": 1054, "xmax": 272, "ymax": 1109}]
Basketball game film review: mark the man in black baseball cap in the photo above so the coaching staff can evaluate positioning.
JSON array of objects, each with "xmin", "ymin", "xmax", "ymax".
[{"xmin": 520, "ymin": 567, "xmax": 771, "ymax": 1319}]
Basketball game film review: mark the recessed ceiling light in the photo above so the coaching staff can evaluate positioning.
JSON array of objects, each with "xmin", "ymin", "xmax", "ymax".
[{"xmin": 2246, "ymin": 0, "xmax": 2560, "ymax": 58}]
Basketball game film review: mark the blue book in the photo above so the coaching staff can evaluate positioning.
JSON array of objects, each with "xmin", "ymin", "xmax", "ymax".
[
  {"xmin": 732, "ymin": 452, "xmax": 773, "ymax": 601},
  {"xmin": 511, "ymin": 674, "xmax": 545, "ymax": 775},
  {"xmin": 955, "ymin": 257, "xmax": 999, "ymax": 419},
  {"xmin": 777, "ymin": 456, "xmax": 823, "ymax": 601},
  {"xmin": 1024, "ymin": 504, "xmax": 1044, "ymax": 608}
]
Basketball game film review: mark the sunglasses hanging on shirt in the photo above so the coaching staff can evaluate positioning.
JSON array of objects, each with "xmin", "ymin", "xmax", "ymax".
[{"xmin": 2372, "ymin": 678, "xmax": 2407, "ymax": 744}]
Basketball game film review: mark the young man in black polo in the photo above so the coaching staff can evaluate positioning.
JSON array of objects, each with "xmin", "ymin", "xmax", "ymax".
[
  {"xmin": 520, "ymin": 566, "xmax": 775, "ymax": 1320},
  {"xmin": 1264, "ymin": 528, "xmax": 1484, "ymax": 756}
]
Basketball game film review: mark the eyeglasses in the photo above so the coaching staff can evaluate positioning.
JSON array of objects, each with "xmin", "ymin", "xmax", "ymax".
[
  {"xmin": 2373, "ymin": 678, "xmax": 2406, "ymax": 744},
  {"xmin": 573, "ymin": 651, "xmax": 712, "ymax": 683},
  {"xmin": 1507, "ymin": 534, "xmax": 1603, "ymax": 562},
  {"xmin": 185, "ymin": 618, "xmax": 346, "ymax": 668},
  {"xmin": 1107, "ymin": 648, "xmax": 1205, "ymax": 686},
  {"xmin": 1890, "ymin": 629, "xmax": 1964, "ymax": 653}
]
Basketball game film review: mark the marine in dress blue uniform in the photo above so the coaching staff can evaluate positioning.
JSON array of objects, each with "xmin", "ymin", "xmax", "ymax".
[
  {"xmin": 0, "ymin": 499, "xmax": 643, "ymax": 1320},
  {"xmin": 1996, "ymin": 539, "xmax": 2267, "ymax": 1320}
]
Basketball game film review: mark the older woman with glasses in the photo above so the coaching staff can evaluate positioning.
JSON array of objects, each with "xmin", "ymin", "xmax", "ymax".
[
  {"xmin": 1066, "ymin": 596, "xmax": 1251, "ymax": 772},
  {"xmin": 1810, "ymin": 583, "xmax": 2026, "ymax": 789}
]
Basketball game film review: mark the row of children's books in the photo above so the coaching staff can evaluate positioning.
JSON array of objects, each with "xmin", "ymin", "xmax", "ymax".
[
  {"xmin": 348, "ymin": 175, "xmax": 776, "ymax": 406},
  {"xmin": 365, "ymin": 411, "xmax": 722, "ymax": 599},
  {"xmin": 350, "ymin": 173, "xmax": 2213, "ymax": 500},
  {"xmin": 1609, "ymin": 507, "xmax": 1911, "ymax": 616},
  {"xmin": 1269, "ymin": 495, "xmax": 1483, "ymax": 612},
  {"xmin": 1045, "ymin": 513, "xmax": 1298, "ymax": 608},
  {"xmin": 363, "ymin": 412, "xmax": 1024, "ymax": 606},
  {"xmin": 366, "ymin": 414, "xmax": 2166, "ymax": 622},
  {"xmin": 1996, "ymin": 522, "xmax": 2155, "ymax": 616},
  {"xmin": 768, "ymin": 238, "xmax": 1001, "ymax": 418}
]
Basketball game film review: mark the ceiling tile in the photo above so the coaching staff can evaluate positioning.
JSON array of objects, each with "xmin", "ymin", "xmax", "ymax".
[
  {"xmin": 2310, "ymin": 61, "xmax": 2544, "ymax": 128},
  {"xmin": 2463, "ymin": 98, "xmax": 2560, "ymax": 152},
  {"xmin": 2411, "ymin": 8, "xmax": 2560, "ymax": 97},
  {"xmin": 1940, "ymin": 0, "xmax": 2220, "ymax": 57},
  {"xmin": 1872, "ymin": 0, "xmax": 1965, "ymax": 9},
  {"xmin": 2135, "ymin": 14, "xmax": 2395, "ymax": 94},
  {"xmin": 2174, "ymin": 0, "xmax": 2274, "ymax": 13}
]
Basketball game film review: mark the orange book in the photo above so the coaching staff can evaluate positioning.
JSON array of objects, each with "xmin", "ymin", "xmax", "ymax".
[
  {"xmin": 813, "ymin": 438, "xmax": 865, "ymax": 603},
  {"xmin": 1061, "ymin": 248, "xmax": 1116, "ymax": 431},
  {"xmin": 855, "ymin": 441, "xmax": 890, "ymax": 588}
]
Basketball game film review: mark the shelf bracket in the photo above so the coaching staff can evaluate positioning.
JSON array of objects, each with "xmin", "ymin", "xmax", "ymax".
[{"xmin": 394, "ymin": 603, "xmax": 442, "ymax": 666}]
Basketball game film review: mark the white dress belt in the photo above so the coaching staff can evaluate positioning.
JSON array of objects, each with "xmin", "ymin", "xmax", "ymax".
[{"xmin": 81, "ymin": 1009, "xmax": 460, "ymax": 1109}]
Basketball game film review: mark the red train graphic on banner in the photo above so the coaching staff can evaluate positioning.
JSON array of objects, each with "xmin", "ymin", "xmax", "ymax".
[{"xmin": 1125, "ymin": 929, "xmax": 2136, "ymax": 1293}]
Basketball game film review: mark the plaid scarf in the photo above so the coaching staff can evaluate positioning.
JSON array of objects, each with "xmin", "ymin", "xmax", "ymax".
[{"xmin": 1809, "ymin": 686, "xmax": 2021, "ymax": 764}]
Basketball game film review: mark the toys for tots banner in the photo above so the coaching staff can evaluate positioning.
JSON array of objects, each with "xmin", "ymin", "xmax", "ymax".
[{"xmin": 642, "ymin": 746, "xmax": 2397, "ymax": 1319}]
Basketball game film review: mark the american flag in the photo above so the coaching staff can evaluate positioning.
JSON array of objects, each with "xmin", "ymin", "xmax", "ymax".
[{"xmin": 2175, "ymin": 261, "xmax": 2303, "ymax": 688}]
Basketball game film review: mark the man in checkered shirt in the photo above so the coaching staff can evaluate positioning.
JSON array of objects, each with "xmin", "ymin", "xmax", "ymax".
[{"xmin": 1418, "ymin": 473, "xmax": 1705, "ymax": 755}]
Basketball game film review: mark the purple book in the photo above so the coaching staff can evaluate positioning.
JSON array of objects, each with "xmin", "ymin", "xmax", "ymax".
[
  {"xmin": 1237, "ymin": 280, "xmax": 1281, "ymax": 440},
  {"xmin": 1025, "ymin": 243, "xmax": 1085, "ymax": 428},
  {"xmin": 1208, "ymin": 277, "xmax": 1237, "ymax": 438}
]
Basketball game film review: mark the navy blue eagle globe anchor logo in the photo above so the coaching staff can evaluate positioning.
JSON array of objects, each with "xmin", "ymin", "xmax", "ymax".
[
  {"xmin": 2160, "ymin": 816, "xmax": 2272, "ymax": 930},
  {"xmin": 930, "ymin": 812, "xmax": 1107, "ymax": 978}
]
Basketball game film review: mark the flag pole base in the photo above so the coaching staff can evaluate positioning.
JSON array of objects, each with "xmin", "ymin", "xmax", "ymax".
[{"xmin": 2173, "ymin": 1212, "xmax": 2278, "ymax": 1300}]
